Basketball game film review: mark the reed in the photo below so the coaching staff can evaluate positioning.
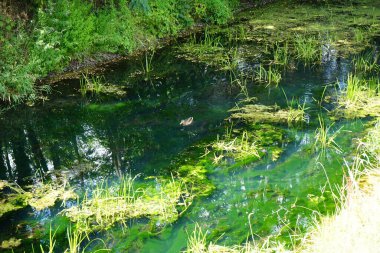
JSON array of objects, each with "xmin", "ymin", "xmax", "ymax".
[
  {"xmin": 255, "ymin": 65, "xmax": 282, "ymax": 86},
  {"xmin": 352, "ymin": 51, "xmax": 379, "ymax": 72},
  {"xmin": 273, "ymin": 42, "xmax": 290, "ymax": 66},
  {"xmin": 294, "ymin": 35, "xmax": 321, "ymax": 64},
  {"xmin": 313, "ymin": 115, "xmax": 342, "ymax": 158},
  {"xmin": 141, "ymin": 50, "xmax": 155, "ymax": 80},
  {"xmin": 79, "ymin": 74, "xmax": 104, "ymax": 95}
]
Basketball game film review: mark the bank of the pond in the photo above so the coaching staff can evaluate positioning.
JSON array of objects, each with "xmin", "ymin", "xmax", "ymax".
[
  {"xmin": 0, "ymin": 0, "xmax": 283, "ymax": 104},
  {"xmin": 299, "ymin": 120, "xmax": 380, "ymax": 253}
]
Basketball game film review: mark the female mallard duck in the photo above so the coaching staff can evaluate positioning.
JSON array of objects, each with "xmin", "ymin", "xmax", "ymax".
[{"xmin": 180, "ymin": 117, "xmax": 193, "ymax": 126}]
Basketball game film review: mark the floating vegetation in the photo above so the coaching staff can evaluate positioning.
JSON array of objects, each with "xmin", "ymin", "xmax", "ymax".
[
  {"xmin": 212, "ymin": 129, "xmax": 261, "ymax": 164},
  {"xmin": 352, "ymin": 51, "xmax": 379, "ymax": 72},
  {"xmin": 80, "ymin": 74, "xmax": 105, "ymax": 95},
  {"xmin": 0, "ymin": 237, "xmax": 22, "ymax": 250},
  {"xmin": 0, "ymin": 180, "xmax": 76, "ymax": 217},
  {"xmin": 27, "ymin": 182, "xmax": 77, "ymax": 211},
  {"xmin": 313, "ymin": 116, "xmax": 342, "ymax": 158},
  {"xmin": 255, "ymin": 65, "xmax": 282, "ymax": 86},
  {"xmin": 294, "ymin": 35, "xmax": 321, "ymax": 64},
  {"xmin": 62, "ymin": 176, "xmax": 193, "ymax": 233},
  {"xmin": 229, "ymin": 103, "xmax": 304, "ymax": 125},
  {"xmin": 177, "ymin": 165, "xmax": 215, "ymax": 197}
]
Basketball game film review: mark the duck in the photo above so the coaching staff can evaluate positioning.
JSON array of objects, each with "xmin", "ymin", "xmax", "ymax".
[{"xmin": 180, "ymin": 117, "xmax": 193, "ymax": 126}]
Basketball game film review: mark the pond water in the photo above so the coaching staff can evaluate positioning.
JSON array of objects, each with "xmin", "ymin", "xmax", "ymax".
[{"xmin": 1, "ymin": 1, "xmax": 379, "ymax": 252}]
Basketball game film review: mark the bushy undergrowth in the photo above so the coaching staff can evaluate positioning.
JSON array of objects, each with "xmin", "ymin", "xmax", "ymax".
[{"xmin": 0, "ymin": 0, "xmax": 238, "ymax": 103}]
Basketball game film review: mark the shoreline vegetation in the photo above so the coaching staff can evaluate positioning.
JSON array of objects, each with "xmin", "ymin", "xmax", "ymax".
[
  {"xmin": 1, "ymin": 0, "xmax": 380, "ymax": 252},
  {"xmin": 186, "ymin": 119, "xmax": 380, "ymax": 253},
  {"xmin": 0, "ymin": 0, "xmax": 246, "ymax": 104}
]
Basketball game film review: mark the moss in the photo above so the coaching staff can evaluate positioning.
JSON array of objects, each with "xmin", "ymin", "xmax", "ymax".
[
  {"xmin": 177, "ymin": 164, "xmax": 216, "ymax": 196},
  {"xmin": 178, "ymin": 0, "xmax": 380, "ymax": 68},
  {"xmin": 62, "ymin": 176, "xmax": 194, "ymax": 233},
  {"xmin": 0, "ymin": 237, "xmax": 22, "ymax": 249},
  {"xmin": 229, "ymin": 104, "xmax": 304, "ymax": 125},
  {"xmin": 0, "ymin": 180, "xmax": 76, "ymax": 217},
  {"xmin": 27, "ymin": 183, "xmax": 77, "ymax": 211}
]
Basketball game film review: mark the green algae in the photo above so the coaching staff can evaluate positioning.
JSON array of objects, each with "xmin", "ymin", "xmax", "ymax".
[
  {"xmin": 177, "ymin": 0, "xmax": 380, "ymax": 70},
  {"xmin": 0, "ymin": 180, "xmax": 76, "ymax": 218},
  {"xmin": 27, "ymin": 182, "xmax": 77, "ymax": 211},
  {"xmin": 229, "ymin": 103, "xmax": 305, "ymax": 125},
  {"xmin": 0, "ymin": 237, "xmax": 22, "ymax": 250},
  {"xmin": 62, "ymin": 176, "xmax": 194, "ymax": 233}
]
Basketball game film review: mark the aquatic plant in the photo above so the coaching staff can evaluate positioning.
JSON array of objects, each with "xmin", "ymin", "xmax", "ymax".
[
  {"xmin": 232, "ymin": 74, "xmax": 250, "ymax": 100},
  {"xmin": 80, "ymin": 74, "xmax": 105, "ymax": 95},
  {"xmin": 229, "ymin": 104, "xmax": 304, "ymax": 125},
  {"xmin": 62, "ymin": 176, "xmax": 193, "ymax": 233},
  {"xmin": 273, "ymin": 42, "xmax": 290, "ymax": 66},
  {"xmin": 255, "ymin": 65, "xmax": 282, "ymax": 86},
  {"xmin": 294, "ymin": 35, "xmax": 321, "ymax": 64},
  {"xmin": 212, "ymin": 130, "xmax": 260, "ymax": 163},
  {"xmin": 185, "ymin": 224, "xmax": 208, "ymax": 253},
  {"xmin": 141, "ymin": 50, "xmax": 155, "ymax": 80},
  {"xmin": 0, "ymin": 180, "xmax": 75, "ymax": 218},
  {"xmin": 335, "ymin": 73, "xmax": 380, "ymax": 119},
  {"xmin": 352, "ymin": 51, "xmax": 379, "ymax": 73},
  {"xmin": 301, "ymin": 121, "xmax": 380, "ymax": 253},
  {"xmin": 313, "ymin": 115, "xmax": 342, "ymax": 158}
]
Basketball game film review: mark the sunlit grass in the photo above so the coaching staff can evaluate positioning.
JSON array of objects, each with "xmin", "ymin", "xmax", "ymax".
[
  {"xmin": 294, "ymin": 35, "xmax": 321, "ymax": 64},
  {"xmin": 255, "ymin": 65, "xmax": 282, "ymax": 86},
  {"xmin": 352, "ymin": 51, "xmax": 379, "ymax": 72},
  {"xmin": 313, "ymin": 115, "xmax": 342, "ymax": 159},
  {"xmin": 79, "ymin": 74, "xmax": 105, "ymax": 95},
  {"xmin": 273, "ymin": 42, "xmax": 290, "ymax": 66}
]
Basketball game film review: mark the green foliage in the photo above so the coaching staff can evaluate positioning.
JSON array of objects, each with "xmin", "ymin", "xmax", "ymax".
[
  {"xmin": 94, "ymin": 0, "xmax": 136, "ymax": 53},
  {"xmin": 294, "ymin": 35, "xmax": 321, "ymax": 64},
  {"xmin": 0, "ymin": 0, "xmax": 238, "ymax": 104},
  {"xmin": 194, "ymin": 0, "xmax": 237, "ymax": 24}
]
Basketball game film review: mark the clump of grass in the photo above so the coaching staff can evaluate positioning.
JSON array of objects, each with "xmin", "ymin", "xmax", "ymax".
[
  {"xmin": 255, "ymin": 65, "xmax": 282, "ymax": 86},
  {"xmin": 283, "ymin": 92, "xmax": 308, "ymax": 127},
  {"xmin": 273, "ymin": 42, "xmax": 290, "ymax": 66},
  {"xmin": 62, "ymin": 176, "xmax": 193, "ymax": 233},
  {"xmin": 313, "ymin": 115, "xmax": 342, "ymax": 158},
  {"xmin": 352, "ymin": 51, "xmax": 379, "ymax": 72},
  {"xmin": 185, "ymin": 224, "xmax": 208, "ymax": 253},
  {"xmin": 337, "ymin": 73, "xmax": 380, "ymax": 117},
  {"xmin": 294, "ymin": 35, "xmax": 321, "ymax": 64},
  {"xmin": 79, "ymin": 74, "xmax": 105, "ymax": 95}
]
